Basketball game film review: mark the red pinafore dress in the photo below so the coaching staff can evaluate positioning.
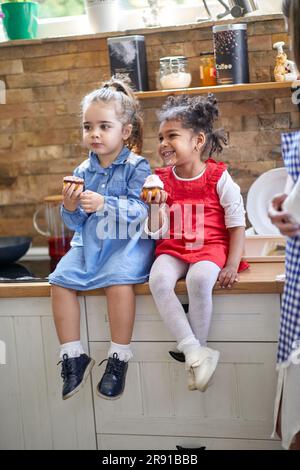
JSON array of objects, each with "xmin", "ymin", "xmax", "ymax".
[{"xmin": 155, "ymin": 159, "xmax": 248, "ymax": 272}]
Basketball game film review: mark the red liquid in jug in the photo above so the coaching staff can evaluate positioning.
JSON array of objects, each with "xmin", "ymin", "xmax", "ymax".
[{"xmin": 48, "ymin": 236, "xmax": 72, "ymax": 260}]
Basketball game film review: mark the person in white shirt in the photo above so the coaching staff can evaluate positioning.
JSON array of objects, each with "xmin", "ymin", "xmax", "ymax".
[{"xmin": 268, "ymin": 0, "xmax": 300, "ymax": 451}]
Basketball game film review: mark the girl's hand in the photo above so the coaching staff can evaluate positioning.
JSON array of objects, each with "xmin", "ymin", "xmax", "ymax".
[
  {"xmin": 268, "ymin": 194, "xmax": 300, "ymax": 237},
  {"xmin": 218, "ymin": 266, "xmax": 238, "ymax": 289},
  {"xmin": 62, "ymin": 183, "xmax": 83, "ymax": 212},
  {"xmin": 80, "ymin": 190, "xmax": 104, "ymax": 213},
  {"xmin": 270, "ymin": 193, "xmax": 287, "ymax": 212},
  {"xmin": 140, "ymin": 189, "xmax": 168, "ymax": 205}
]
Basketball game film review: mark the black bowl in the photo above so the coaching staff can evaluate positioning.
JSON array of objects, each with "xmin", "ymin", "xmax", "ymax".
[
  {"xmin": 0, "ymin": 237, "xmax": 32, "ymax": 265},
  {"xmin": 0, "ymin": 262, "xmax": 33, "ymax": 280}
]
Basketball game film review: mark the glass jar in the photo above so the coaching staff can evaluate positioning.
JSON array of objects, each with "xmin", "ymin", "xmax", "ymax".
[
  {"xmin": 33, "ymin": 195, "xmax": 73, "ymax": 262},
  {"xmin": 199, "ymin": 52, "xmax": 217, "ymax": 87},
  {"xmin": 159, "ymin": 56, "xmax": 192, "ymax": 89}
]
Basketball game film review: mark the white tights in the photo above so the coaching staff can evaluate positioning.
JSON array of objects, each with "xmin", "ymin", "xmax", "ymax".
[{"xmin": 149, "ymin": 254, "xmax": 220, "ymax": 346}]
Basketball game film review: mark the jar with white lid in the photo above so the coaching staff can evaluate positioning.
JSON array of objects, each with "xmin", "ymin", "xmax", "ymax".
[{"xmin": 159, "ymin": 56, "xmax": 192, "ymax": 90}]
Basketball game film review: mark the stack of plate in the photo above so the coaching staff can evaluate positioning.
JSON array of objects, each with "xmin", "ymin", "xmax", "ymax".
[{"xmin": 245, "ymin": 167, "xmax": 288, "ymax": 262}]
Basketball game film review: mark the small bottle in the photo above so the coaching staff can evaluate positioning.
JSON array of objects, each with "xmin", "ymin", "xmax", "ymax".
[
  {"xmin": 199, "ymin": 52, "xmax": 217, "ymax": 87},
  {"xmin": 159, "ymin": 56, "xmax": 192, "ymax": 89}
]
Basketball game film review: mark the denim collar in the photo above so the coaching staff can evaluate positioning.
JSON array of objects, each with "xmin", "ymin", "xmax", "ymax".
[{"xmin": 89, "ymin": 146, "xmax": 131, "ymax": 173}]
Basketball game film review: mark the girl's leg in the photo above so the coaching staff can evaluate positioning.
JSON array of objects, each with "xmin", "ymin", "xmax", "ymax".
[
  {"xmin": 97, "ymin": 284, "xmax": 135, "ymax": 400},
  {"xmin": 186, "ymin": 261, "xmax": 221, "ymax": 345},
  {"xmin": 183, "ymin": 261, "xmax": 221, "ymax": 392},
  {"xmin": 51, "ymin": 285, "xmax": 94, "ymax": 400},
  {"xmin": 104, "ymin": 284, "xmax": 135, "ymax": 345},
  {"xmin": 149, "ymin": 254, "xmax": 198, "ymax": 343},
  {"xmin": 51, "ymin": 285, "xmax": 80, "ymax": 344}
]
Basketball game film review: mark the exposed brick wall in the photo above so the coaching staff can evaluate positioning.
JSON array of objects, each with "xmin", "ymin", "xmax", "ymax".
[{"xmin": 0, "ymin": 16, "xmax": 298, "ymax": 245}]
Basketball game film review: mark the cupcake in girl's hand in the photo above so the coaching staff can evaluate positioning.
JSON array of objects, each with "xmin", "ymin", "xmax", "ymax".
[
  {"xmin": 142, "ymin": 174, "xmax": 164, "ymax": 200},
  {"xmin": 63, "ymin": 176, "xmax": 84, "ymax": 191}
]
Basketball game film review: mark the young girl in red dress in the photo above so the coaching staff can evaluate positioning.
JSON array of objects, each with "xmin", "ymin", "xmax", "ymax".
[{"xmin": 142, "ymin": 94, "xmax": 248, "ymax": 393}]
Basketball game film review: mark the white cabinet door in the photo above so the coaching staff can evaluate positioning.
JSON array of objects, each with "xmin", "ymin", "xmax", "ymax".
[
  {"xmin": 0, "ymin": 298, "xmax": 96, "ymax": 450},
  {"xmin": 86, "ymin": 294, "xmax": 280, "ymax": 342},
  {"xmin": 90, "ymin": 341, "xmax": 278, "ymax": 441}
]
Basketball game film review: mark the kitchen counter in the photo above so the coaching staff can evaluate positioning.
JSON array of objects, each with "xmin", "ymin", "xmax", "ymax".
[
  {"xmin": 0, "ymin": 260, "xmax": 283, "ymax": 450},
  {"xmin": 0, "ymin": 262, "xmax": 285, "ymax": 298}
]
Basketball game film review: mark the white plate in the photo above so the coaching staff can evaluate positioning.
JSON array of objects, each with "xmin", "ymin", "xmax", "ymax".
[{"xmin": 246, "ymin": 167, "xmax": 288, "ymax": 235}]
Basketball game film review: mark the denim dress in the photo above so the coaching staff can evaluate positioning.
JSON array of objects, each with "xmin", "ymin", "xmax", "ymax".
[{"xmin": 48, "ymin": 147, "xmax": 155, "ymax": 290}]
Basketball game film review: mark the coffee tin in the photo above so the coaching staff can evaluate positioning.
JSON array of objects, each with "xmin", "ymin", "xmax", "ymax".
[{"xmin": 213, "ymin": 24, "xmax": 249, "ymax": 85}]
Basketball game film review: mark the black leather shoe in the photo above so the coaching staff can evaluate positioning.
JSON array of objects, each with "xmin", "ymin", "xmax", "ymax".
[
  {"xmin": 58, "ymin": 353, "xmax": 95, "ymax": 400},
  {"xmin": 97, "ymin": 353, "xmax": 128, "ymax": 400},
  {"xmin": 169, "ymin": 350, "xmax": 185, "ymax": 362}
]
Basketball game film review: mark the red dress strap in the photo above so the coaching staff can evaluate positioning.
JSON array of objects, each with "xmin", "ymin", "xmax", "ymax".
[
  {"xmin": 154, "ymin": 166, "xmax": 171, "ymax": 182},
  {"xmin": 204, "ymin": 159, "xmax": 227, "ymax": 185}
]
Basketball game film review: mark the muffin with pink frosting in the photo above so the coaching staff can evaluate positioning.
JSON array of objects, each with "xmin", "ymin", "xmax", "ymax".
[{"xmin": 142, "ymin": 174, "xmax": 164, "ymax": 200}]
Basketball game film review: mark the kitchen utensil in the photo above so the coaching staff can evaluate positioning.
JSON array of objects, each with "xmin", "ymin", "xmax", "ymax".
[
  {"xmin": 228, "ymin": 0, "xmax": 258, "ymax": 17},
  {"xmin": 0, "ymin": 236, "xmax": 32, "ymax": 265},
  {"xmin": 246, "ymin": 167, "xmax": 288, "ymax": 235},
  {"xmin": 210, "ymin": 0, "xmax": 258, "ymax": 19}
]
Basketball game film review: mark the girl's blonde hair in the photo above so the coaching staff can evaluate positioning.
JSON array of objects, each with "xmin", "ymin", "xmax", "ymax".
[{"xmin": 81, "ymin": 76, "xmax": 143, "ymax": 154}]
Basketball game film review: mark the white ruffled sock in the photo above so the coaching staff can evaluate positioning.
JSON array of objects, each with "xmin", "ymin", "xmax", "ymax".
[
  {"xmin": 108, "ymin": 341, "xmax": 133, "ymax": 362},
  {"xmin": 59, "ymin": 341, "xmax": 85, "ymax": 359}
]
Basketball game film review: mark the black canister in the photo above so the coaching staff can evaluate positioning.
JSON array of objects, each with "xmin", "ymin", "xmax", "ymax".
[
  {"xmin": 213, "ymin": 24, "xmax": 249, "ymax": 85},
  {"xmin": 107, "ymin": 35, "xmax": 149, "ymax": 92}
]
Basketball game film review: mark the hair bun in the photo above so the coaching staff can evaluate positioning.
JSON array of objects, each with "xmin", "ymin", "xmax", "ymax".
[{"xmin": 104, "ymin": 75, "xmax": 133, "ymax": 95}]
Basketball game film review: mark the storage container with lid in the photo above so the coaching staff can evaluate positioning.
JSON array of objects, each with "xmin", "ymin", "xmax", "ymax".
[
  {"xmin": 213, "ymin": 23, "xmax": 249, "ymax": 85},
  {"xmin": 107, "ymin": 35, "xmax": 149, "ymax": 91},
  {"xmin": 159, "ymin": 56, "xmax": 192, "ymax": 89},
  {"xmin": 199, "ymin": 52, "xmax": 217, "ymax": 87}
]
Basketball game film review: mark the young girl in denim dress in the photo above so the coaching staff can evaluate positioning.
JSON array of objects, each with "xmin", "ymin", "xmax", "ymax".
[{"xmin": 49, "ymin": 78, "xmax": 154, "ymax": 401}]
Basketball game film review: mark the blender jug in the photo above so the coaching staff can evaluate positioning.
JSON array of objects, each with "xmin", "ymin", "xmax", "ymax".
[{"xmin": 33, "ymin": 195, "xmax": 73, "ymax": 260}]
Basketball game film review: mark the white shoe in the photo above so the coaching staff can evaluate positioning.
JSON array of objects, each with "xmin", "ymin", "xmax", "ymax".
[{"xmin": 185, "ymin": 346, "xmax": 220, "ymax": 392}]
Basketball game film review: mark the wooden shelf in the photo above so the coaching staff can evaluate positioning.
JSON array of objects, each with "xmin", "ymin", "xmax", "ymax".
[{"xmin": 135, "ymin": 81, "xmax": 294, "ymax": 100}]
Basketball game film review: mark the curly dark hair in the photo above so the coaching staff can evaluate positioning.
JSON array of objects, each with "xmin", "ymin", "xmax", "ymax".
[{"xmin": 158, "ymin": 93, "xmax": 228, "ymax": 157}]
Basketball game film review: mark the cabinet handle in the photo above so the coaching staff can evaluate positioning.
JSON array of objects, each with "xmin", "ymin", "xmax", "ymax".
[{"xmin": 176, "ymin": 445, "xmax": 206, "ymax": 451}]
